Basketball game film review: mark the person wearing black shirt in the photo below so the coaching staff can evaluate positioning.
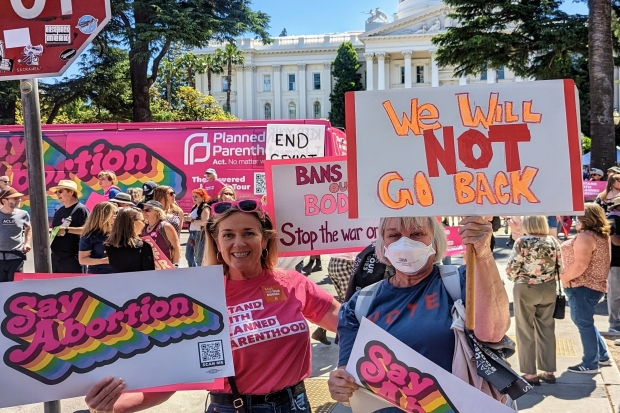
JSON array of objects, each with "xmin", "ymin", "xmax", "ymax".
[
  {"xmin": 607, "ymin": 197, "xmax": 620, "ymax": 334},
  {"xmin": 105, "ymin": 207, "xmax": 155, "ymax": 273},
  {"xmin": 49, "ymin": 180, "xmax": 89, "ymax": 273}
]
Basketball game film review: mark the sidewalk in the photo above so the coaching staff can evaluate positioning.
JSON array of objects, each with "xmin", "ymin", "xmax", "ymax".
[{"xmin": 4, "ymin": 233, "xmax": 620, "ymax": 413}]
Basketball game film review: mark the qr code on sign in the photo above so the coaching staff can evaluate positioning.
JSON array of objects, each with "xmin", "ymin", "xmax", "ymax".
[
  {"xmin": 254, "ymin": 172, "xmax": 266, "ymax": 195},
  {"xmin": 198, "ymin": 340, "xmax": 225, "ymax": 368}
]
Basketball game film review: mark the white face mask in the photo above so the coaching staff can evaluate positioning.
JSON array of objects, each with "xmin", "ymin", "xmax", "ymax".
[{"xmin": 384, "ymin": 237, "xmax": 435, "ymax": 275}]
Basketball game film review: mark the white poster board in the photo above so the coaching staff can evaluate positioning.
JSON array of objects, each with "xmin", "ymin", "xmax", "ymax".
[
  {"xmin": 0, "ymin": 267, "xmax": 233, "ymax": 408},
  {"xmin": 265, "ymin": 157, "xmax": 378, "ymax": 256},
  {"xmin": 266, "ymin": 123, "xmax": 325, "ymax": 160},
  {"xmin": 345, "ymin": 79, "xmax": 584, "ymax": 218},
  {"xmin": 346, "ymin": 318, "xmax": 515, "ymax": 413}
]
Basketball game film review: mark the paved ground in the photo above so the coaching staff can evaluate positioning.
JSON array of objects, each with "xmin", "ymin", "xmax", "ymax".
[{"xmin": 4, "ymin": 232, "xmax": 620, "ymax": 413}]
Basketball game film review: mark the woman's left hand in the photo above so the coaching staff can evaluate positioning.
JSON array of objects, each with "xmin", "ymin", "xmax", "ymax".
[{"xmin": 458, "ymin": 216, "xmax": 493, "ymax": 258}]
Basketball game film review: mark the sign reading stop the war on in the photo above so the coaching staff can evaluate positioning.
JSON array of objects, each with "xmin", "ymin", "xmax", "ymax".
[
  {"xmin": 0, "ymin": 0, "xmax": 111, "ymax": 81},
  {"xmin": 265, "ymin": 157, "xmax": 378, "ymax": 256},
  {"xmin": 345, "ymin": 79, "xmax": 584, "ymax": 219}
]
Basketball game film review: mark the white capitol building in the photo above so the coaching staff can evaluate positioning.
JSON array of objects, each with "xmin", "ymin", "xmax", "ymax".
[{"xmin": 195, "ymin": 0, "xmax": 528, "ymax": 121}]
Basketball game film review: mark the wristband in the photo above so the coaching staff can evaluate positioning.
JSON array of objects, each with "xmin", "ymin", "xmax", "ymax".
[{"xmin": 89, "ymin": 409, "xmax": 112, "ymax": 413}]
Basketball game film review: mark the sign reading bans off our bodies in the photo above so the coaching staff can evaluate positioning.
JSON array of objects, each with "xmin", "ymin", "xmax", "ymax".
[
  {"xmin": 265, "ymin": 157, "xmax": 378, "ymax": 256},
  {"xmin": 266, "ymin": 123, "xmax": 326, "ymax": 159},
  {"xmin": 345, "ymin": 79, "xmax": 584, "ymax": 218}
]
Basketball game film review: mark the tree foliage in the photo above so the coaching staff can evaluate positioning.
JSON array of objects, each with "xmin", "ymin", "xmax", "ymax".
[
  {"xmin": 175, "ymin": 86, "xmax": 237, "ymax": 121},
  {"xmin": 0, "ymin": 81, "xmax": 19, "ymax": 125},
  {"xmin": 329, "ymin": 42, "xmax": 364, "ymax": 128},
  {"xmin": 280, "ymin": 28, "xmax": 287, "ymax": 37},
  {"xmin": 219, "ymin": 44, "xmax": 244, "ymax": 113}
]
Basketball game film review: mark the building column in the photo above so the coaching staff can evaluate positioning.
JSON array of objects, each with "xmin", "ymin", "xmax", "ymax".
[
  {"xmin": 459, "ymin": 76, "xmax": 467, "ymax": 85},
  {"xmin": 236, "ymin": 65, "xmax": 244, "ymax": 118},
  {"xmin": 486, "ymin": 68, "xmax": 496, "ymax": 84},
  {"xmin": 376, "ymin": 53, "xmax": 386, "ymax": 90},
  {"xmin": 298, "ymin": 63, "xmax": 307, "ymax": 118},
  {"xmin": 403, "ymin": 51, "xmax": 412, "ymax": 89},
  {"xmin": 195, "ymin": 73, "xmax": 203, "ymax": 93},
  {"xmin": 363, "ymin": 53, "xmax": 374, "ymax": 91},
  {"xmin": 385, "ymin": 56, "xmax": 391, "ymax": 89},
  {"xmin": 245, "ymin": 65, "xmax": 256, "ymax": 119},
  {"xmin": 430, "ymin": 51, "xmax": 439, "ymax": 87},
  {"xmin": 515, "ymin": 76, "xmax": 523, "ymax": 82},
  {"xmin": 323, "ymin": 62, "xmax": 332, "ymax": 116},
  {"xmin": 273, "ymin": 64, "xmax": 282, "ymax": 119}
]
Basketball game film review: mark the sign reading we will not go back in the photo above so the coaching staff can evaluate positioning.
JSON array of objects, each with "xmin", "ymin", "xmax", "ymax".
[{"xmin": 345, "ymin": 79, "xmax": 584, "ymax": 218}]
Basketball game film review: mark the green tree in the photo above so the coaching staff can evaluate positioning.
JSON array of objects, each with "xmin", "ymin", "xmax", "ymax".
[
  {"xmin": 106, "ymin": 0, "xmax": 270, "ymax": 122},
  {"xmin": 280, "ymin": 28, "xmax": 287, "ymax": 37},
  {"xmin": 160, "ymin": 56, "xmax": 183, "ymax": 105},
  {"xmin": 219, "ymin": 43, "xmax": 245, "ymax": 112},
  {"xmin": 203, "ymin": 52, "xmax": 225, "ymax": 95},
  {"xmin": 174, "ymin": 86, "xmax": 237, "ymax": 121},
  {"xmin": 329, "ymin": 42, "xmax": 363, "ymax": 128},
  {"xmin": 0, "ymin": 81, "xmax": 20, "ymax": 124}
]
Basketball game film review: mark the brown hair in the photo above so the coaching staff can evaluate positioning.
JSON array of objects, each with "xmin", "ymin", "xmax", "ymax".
[
  {"xmin": 106, "ymin": 207, "xmax": 144, "ymax": 248},
  {"xmin": 127, "ymin": 187, "xmax": 143, "ymax": 203},
  {"xmin": 203, "ymin": 207, "xmax": 278, "ymax": 272},
  {"xmin": 578, "ymin": 203, "xmax": 611, "ymax": 237},
  {"xmin": 599, "ymin": 174, "xmax": 620, "ymax": 201},
  {"xmin": 97, "ymin": 170, "xmax": 117, "ymax": 185},
  {"xmin": 82, "ymin": 202, "xmax": 117, "ymax": 237},
  {"xmin": 153, "ymin": 185, "xmax": 183, "ymax": 215}
]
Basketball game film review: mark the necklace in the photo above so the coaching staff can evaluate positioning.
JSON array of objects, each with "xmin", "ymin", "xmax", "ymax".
[{"xmin": 146, "ymin": 222, "xmax": 158, "ymax": 233}]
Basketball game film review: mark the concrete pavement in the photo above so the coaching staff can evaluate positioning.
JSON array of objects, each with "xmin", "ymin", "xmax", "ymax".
[{"xmin": 3, "ymin": 232, "xmax": 620, "ymax": 412}]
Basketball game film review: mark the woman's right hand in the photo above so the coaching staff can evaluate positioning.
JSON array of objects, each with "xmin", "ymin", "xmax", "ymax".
[
  {"xmin": 85, "ymin": 376, "xmax": 125, "ymax": 413},
  {"xmin": 328, "ymin": 368, "xmax": 359, "ymax": 403}
]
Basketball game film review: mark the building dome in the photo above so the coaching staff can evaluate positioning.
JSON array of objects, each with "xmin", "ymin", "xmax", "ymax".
[{"xmin": 397, "ymin": 0, "xmax": 443, "ymax": 19}]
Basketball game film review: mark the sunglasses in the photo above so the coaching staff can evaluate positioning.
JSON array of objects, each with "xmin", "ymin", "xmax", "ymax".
[
  {"xmin": 212, "ymin": 199, "xmax": 261, "ymax": 216},
  {"xmin": 143, "ymin": 208, "xmax": 153, "ymax": 213},
  {"xmin": 54, "ymin": 190, "xmax": 65, "ymax": 195},
  {"xmin": 168, "ymin": 191, "xmax": 175, "ymax": 196},
  {"xmin": 222, "ymin": 192, "xmax": 234, "ymax": 196}
]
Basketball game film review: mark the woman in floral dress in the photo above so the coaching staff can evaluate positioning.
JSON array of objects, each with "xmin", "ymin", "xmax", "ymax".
[{"xmin": 507, "ymin": 215, "xmax": 562, "ymax": 385}]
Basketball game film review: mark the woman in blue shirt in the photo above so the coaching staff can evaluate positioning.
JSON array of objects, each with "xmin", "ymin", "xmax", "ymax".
[
  {"xmin": 78, "ymin": 201, "xmax": 117, "ymax": 274},
  {"xmin": 328, "ymin": 216, "xmax": 510, "ymax": 407}
]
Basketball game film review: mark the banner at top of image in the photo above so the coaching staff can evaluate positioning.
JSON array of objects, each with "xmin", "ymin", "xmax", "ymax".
[{"xmin": 345, "ymin": 79, "xmax": 584, "ymax": 219}]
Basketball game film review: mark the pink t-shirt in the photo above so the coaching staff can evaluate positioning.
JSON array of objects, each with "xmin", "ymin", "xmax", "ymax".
[
  {"xmin": 204, "ymin": 179, "xmax": 225, "ymax": 200},
  {"xmin": 224, "ymin": 270, "xmax": 333, "ymax": 394}
]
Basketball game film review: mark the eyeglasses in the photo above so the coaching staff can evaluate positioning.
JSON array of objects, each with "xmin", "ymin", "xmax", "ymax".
[
  {"xmin": 212, "ymin": 199, "xmax": 261, "ymax": 216},
  {"xmin": 222, "ymin": 192, "xmax": 234, "ymax": 196}
]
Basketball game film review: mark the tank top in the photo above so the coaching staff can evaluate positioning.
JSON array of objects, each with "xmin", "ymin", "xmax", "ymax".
[
  {"xmin": 560, "ymin": 230, "xmax": 609, "ymax": 292},
  {"xmin": 142, "ymin": 221, "xmax": 172, "ymax": 261},
  {"xmin": 166, "ymin": 211, "xmax": 181, "ymax": 235}
]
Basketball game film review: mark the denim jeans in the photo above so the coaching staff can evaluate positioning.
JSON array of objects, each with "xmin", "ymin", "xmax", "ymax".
[
  {"xmin": 206, "ymin": 390, "xmax": 310, "ymax": 413},
  {"xmin": 565, "ymin": 286, "xmax": 609, "ymax": 368},
  {"xmin": 186, "ymin": 231, "xmax": 198, "ymax": 267}
]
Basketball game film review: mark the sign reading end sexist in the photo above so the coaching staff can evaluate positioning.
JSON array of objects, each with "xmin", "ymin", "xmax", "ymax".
[{"xmin": 345, "ymin": 79, "xmax": 584, "ymax": 219}]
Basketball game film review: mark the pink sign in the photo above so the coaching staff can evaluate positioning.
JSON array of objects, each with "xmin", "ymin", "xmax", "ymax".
[
  {"xmin": 84, "ymin": 192, "xmax": 108, "ymax": 212},
  {"xmin": 444, "ymin": 226, "xmax": 464, "ymax": 256},
  {"xmin": 141, "ymin": 236, "xmax": 174, "ymax": 270},
  {"xmin": 583, "ymin": 180, "xmax": 606, "ymax": 200}
]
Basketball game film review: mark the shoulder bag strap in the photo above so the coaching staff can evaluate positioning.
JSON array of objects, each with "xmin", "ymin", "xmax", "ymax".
[
  {"xmin": 354, "ymin": 281, "xmax": 382, "ymax": 323},
  {"xmin": 227, "ymin": 377, "xmax": 246, "ymax": 413},
  {"xmin": 439, "ymin": 264, "xmax": 461, "ymax": 302}
]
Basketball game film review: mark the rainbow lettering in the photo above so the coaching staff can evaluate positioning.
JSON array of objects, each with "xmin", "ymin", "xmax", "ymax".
[
  {"xmin": 356, "ymin": 341, "xmax": 458, "ymax": 413},
  {"xmin": 1, "ymin": 289, "xmax": 223, "ymax": 385}
]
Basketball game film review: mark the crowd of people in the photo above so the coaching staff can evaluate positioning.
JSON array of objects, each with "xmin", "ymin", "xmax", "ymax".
[{"xmin": 4, "ymin": 163, "xmax": 620, "ymax": 413}]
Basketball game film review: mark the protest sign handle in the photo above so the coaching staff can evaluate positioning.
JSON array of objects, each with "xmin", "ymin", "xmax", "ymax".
[{"xmin": 465, "ymin": 244, "xmax": 476, "ymax": 331}]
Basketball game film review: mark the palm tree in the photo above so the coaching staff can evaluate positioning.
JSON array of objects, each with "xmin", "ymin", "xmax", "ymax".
[
  {"xmin": 160, "ymin": 57, "xmax": 181, "ymax": 106},
  {"xmin": 204, "ymin": 53, "xmax": 224, "ymax": 96},
  {"xmin": 589, "ymin": 0, "xmax": 615, "ymax": 170},
  {"xmin": 219, "ymin": 43, "xmax": 244, "ymax": 113}
]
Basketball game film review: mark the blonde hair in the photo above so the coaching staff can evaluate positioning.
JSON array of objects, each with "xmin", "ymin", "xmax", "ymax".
[
  {"xmin": 203, "ymin": 208, "xmax": 278, "ymax": 272},
  {"xmin": 153, "ymin": 185, "xmax": 183, "ymax": 215},
  {"xmin": 578, "ymin": 203, "xmax": 611, "ymax": 237},
  {"xmin": 219, "ymin": 185, "xmax": 237, "ymax": 200},
  {"xmin": 521, "ymin": 216, "xmax": 549, "ymax": 236},
  {"xmin": 127, "ymin": 187, "xmax": 143, "ymax": 203},
  {"xmin": 375, "ymin": 217, "xmax": 447, "ymax": 265},
  {"xmin": 599, "ymin": 174, "xmax": 620, "ymax": 201},
  {"xmin": 82, "ymin": 202, "xmax": 117, "ymax": 237},
  {"xmin": 97, "ymin": 170, "xmax": 117, "ymax": 185}
]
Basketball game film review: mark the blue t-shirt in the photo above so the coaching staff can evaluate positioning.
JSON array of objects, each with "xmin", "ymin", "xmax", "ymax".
[
  {"xmin": 338, "ymin": 265, "xmax": 466, "ymax": 373},
  {"xmin": 79, "ymin": 231, "xmax": 113, "ymax": 274},
  {"xmin": 106, "ymin": 187, "xmax": 121, "ymax": 200}
]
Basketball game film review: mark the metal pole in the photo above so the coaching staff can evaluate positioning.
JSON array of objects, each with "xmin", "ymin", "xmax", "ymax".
[{"xmin": 20, "ymin": 78, "xmax": 59, "ymax": 413}]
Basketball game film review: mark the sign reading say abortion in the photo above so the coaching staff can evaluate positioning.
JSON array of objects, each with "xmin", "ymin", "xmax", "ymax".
[
  {"xmin": 345, "ymin": 80, "xmax": 583, "ymax": 218},
  {"xmin": 0, "ymin": 267, "xmax": 233, "ymax": 408},
  {"xmin": 265, "ymin": 157, "xmax": 378, "ymax": 256}
]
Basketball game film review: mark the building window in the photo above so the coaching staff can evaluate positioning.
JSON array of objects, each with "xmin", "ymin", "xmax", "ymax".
[
  {"xmin": 263, "ymin": 75, "xmax": 271, "ymax": 92},
  {"xmin": 497, "ymin": 66, "xmax": 505, "ymax": 80},
  {"xmin": 400, "ymin": 66, "xmax": 405, "ymax": 84},
  {"xmin": 313, "ymin": 101, "xmax": 321, "ymax": 119},
  {"xmin": 313, "ymin": 73, "xmax": 321, "ymax": 90},
  {"xmin": 481, "ymin": 70, "xmax": 487, "ymax": 81},
  {"xmin": 288, "ymin": 102, "xmax": 296, "ymax": 119},
  {"xmin": 264, "ymin": 103, "xmax": 272, "ymax": 120},
  {"xmin": 223, "ymin": 103, "xmax": 230, "ymax": 113},
  {"xmin": 288, "ymin": 74, "xmax": 296, "ymax": 91},
  {"xmin": 416, "ymin": 66, "xmax": 424, "ymax": 83},
  {"xmin": 222, "ymin": 78, "xmax": 229, "ymax": 92}
]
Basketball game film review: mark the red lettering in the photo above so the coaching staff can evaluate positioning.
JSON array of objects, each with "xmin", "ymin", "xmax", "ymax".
[
  {"xmin": 406, "ymin": 303, "xmax": 418, "ymax": 317},
  {"xmin": 488, "ymin": 124, "xmax": 531, "ymax": 172},
  {"xmin": 385, "ymin": 309, "xmax": 400, "ymax": 324},
  {"xmin": 457, "ymin": 129, "xmax": 493, "ymax": 169},
  {"xmin": 423, "ymin": 127, "xmax": 456, "ymax": 177},
  {"xmin": 425, "ymin": 292, "xmax": 439, "ymax": 310}
]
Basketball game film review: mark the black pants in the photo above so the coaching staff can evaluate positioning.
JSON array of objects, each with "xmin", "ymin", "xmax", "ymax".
[
  {"xmin": 0, "ymin": 259, "xmax": 24, "ymax": 282},
  {"xmin": 51, "ymin": 253, "xmax": 83, "ymax": 273}
]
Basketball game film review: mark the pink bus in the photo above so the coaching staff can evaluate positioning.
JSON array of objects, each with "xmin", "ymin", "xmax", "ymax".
[{"xmin": 0, "ymin": 120, "xmax": 346, "ymax": 215}]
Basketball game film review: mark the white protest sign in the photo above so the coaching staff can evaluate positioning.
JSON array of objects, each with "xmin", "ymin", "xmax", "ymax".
[
  {"xmin": 0, "ymin": 267, "xmax": 233, "ymax": 408},
  {"xmin": 265, "ymin": 157, "xmax": 379, "ymax": 256},
  {"xmin": 346, "ymin": 318, "xmax": 515, "ymax": 413},
  {"xmin": 345, "ymin": 79, "xmax": 584, "ymax": 218},
  {"xmin": 266, "ymin": 123, "xmax": 325, "ymax": 160}
]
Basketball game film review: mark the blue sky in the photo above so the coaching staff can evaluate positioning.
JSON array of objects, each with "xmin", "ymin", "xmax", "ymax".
[{"xmin": 48, "ymin": 0, "xmax": 588, "ymax": 81}]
